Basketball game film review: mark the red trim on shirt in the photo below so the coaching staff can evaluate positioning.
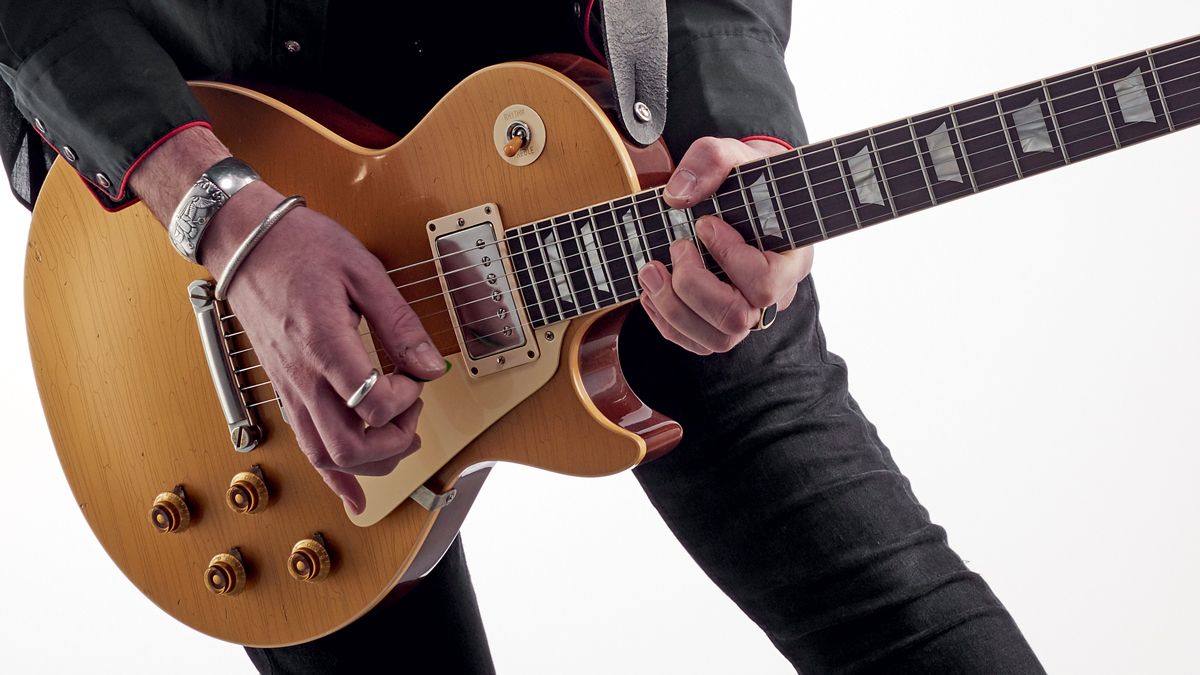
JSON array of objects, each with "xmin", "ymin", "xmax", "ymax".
[
  {"xmin": 29, "ymin": 119, "xmax": 212, "ymax": 212},
  {"xmin": 583, "ymin": 0, "xmax": 608, "ymax": 66},
  {"xmin": 740, "ymin": 135, "xmax": 793, "ymax": 150}
]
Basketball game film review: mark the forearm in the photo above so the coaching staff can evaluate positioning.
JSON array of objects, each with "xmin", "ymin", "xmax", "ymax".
[{"xmin": 129, "ymin": 126, "xmax": 284, "ymax": 271}]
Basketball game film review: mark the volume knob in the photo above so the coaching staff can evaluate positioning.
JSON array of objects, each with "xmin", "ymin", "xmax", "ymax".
[
  {"xmin": 226, "ymin": 470, "xmax": 269, "ymax": 514},
  {"xmin": 288, "ymin": 538, "xmax": 332, "ymax": 582},
  {"xmin": 149, "ymin": 491, "xmax": 190, "ymax": 533},
  {"xmin": 204, "ymin": 552, "xmax": 247, "ymax": 596}
]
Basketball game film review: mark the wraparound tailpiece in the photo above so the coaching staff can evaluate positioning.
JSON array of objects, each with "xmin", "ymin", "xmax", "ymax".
[{"xmin": 189, "ymin": 280, "xmax": 261, "ymax": 453}]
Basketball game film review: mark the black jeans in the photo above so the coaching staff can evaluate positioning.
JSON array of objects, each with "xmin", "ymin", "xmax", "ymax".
[{"xmin": 247, "ymin": 277, "xmax": 1045, "ymax": 674}]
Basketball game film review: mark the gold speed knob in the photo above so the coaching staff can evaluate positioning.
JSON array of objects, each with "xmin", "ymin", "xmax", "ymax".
[
  {"xmin": 149, "ymin": 492, "xmax": 190, "ymax": 533},
  {"xmin": 288, "ymin": 538, "xmax": 332, "ymax": 582},
  {"xmin": 204, "ymin": 552, "xmax": 247, "ymax": 596},
  {"xmin": 226, "ymin": 471, "xmax": 269, "ymax": 514}
]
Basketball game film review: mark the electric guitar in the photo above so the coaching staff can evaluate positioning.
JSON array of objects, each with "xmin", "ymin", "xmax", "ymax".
[{"xmin": 25, "ymin": 36, "xmax": 1200, "ymax": 647}]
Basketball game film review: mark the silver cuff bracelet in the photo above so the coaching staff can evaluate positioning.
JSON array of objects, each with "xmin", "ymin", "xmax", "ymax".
[{"xmin": 168, "ymin": 157, "xmax": 260, "ymax": 264}]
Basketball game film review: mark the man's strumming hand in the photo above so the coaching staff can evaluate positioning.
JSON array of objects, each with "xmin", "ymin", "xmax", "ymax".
[
  {"xmin": 639, "ymin": 137, "xmax": 815, "ymax": 355},
  {"xmin": 132, "ymin": 127, "xmax": 443, "ymax": 515}
]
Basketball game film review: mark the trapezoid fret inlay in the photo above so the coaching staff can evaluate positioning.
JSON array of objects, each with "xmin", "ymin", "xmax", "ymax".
[
  {"xmin": 925, "ymin": 122, "xmax": 964, "ymax": 183},
  {"xmin": 1115, "ymin": 67, "xmax": 1156, "ymax": 123},
  {"xmin": 1013, "ymin": 99, "xmax": 1054, "ymax": 153}
]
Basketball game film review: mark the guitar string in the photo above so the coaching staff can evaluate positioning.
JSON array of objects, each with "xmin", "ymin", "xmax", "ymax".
[
  {"xmin": 231, "ymin": 97, "xmax": 1200, "ymax": 390},
  {"xmin": 371, "ymin": 46, "xmax": 1200, "ymax": 281},
  {"xmin": 219, "ymin": 44, "xmax": 1200, "ymax": 329},
  {"xmin": 224, "ymin": 71, "xmax": 1200, "ymax": 354}
]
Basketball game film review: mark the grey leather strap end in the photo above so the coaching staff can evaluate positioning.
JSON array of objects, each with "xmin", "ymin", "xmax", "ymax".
[{"xmin": 598, "ymin": 0, "xmax": 668, "ymax": 146}]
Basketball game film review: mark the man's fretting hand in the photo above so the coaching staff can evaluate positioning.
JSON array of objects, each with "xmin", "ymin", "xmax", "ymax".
[
  {"xmin": 638, "ymin": 137, "xmax": 815, "ymax": 355},
  {"xmin": 132, "ymin": 127, "xmax": 444, "ymax": 514}
]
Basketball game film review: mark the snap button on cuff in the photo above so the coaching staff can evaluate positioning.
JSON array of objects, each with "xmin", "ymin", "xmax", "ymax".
[
  {"xmin": 62, "ymin": 145, "xmax": 77, "ymax": 162},
  {"xmin": 95, "ymin": 173, "xmax": 112, "ymax": 190}
]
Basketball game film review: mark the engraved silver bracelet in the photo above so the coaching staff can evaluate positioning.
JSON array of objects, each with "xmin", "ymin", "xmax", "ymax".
[
  {"xmin": 214, "ymin": 195, "xmax": 306, "ymax": 301},
  {"xmin": 168, "ymin": 157, "xmax": 260, "ymax": 263}
]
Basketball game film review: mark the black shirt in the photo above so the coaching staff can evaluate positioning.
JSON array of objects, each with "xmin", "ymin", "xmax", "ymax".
[{"xmin": 0, "ymin": 0, "xmax": 807, "ymax": 210}]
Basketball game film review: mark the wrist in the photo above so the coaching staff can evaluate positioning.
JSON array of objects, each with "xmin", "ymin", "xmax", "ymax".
[
  {"xmin": 196, "ymin": 180, "xmax": 287, "ymax": 274},
  {"xmin": 130, "ymin": 126, "xmax": 232, "ymax": 225}
]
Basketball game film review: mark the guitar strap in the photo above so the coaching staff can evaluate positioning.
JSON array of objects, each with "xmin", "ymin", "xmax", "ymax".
[{"xmin": 594, "ymin": 0, "xmax": 669, "ymax": 146}]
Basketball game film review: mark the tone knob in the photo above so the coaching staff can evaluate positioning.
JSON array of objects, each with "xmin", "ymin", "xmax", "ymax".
[
  {"xmin": 288, "ymin": 538, "xmax": 332, "ymax": 582},
  {"xmin": 149, "ymin": 491, "xmax": 190, "ymax": 533},
  {"xmin": 204, "ymin": 552, "xmax": 247, "ymax": 596},
  {"xmin": 226, "ymin": 470, "xmax": 269, "ymax": 514}
]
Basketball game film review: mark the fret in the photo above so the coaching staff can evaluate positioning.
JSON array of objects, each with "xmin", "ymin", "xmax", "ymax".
[
  {"xmin": 1091, "ymin": 65, "xmax": 1123, "ymax": 148},
  {"xmin": 833, "ymin": 132, "xmax": 893, "ymax": 226},
  {"xmin": 1146, "ymin": 50, "xmax": 1177, "ymax": 131},
  {"xmin": 1151, "ymin": 37, "xmax": 1200, "ymax": 129},
  {"xmin": 828, "ymin": 141, "xmax": 862, "ymax": 229},
  {"xmin": 912, "ymin": 108, "xmax": 974, "ymax": 203},
  {"xmin": 739, "ymin": 158, "xmax": 790, "ymax": 252},
  {"xmin": 766, "ymin": 151, "xmax": 825, "ymax": 247},
  {"xmin": 947, "ymin": 107, "xmax": 981, "ymax": 193},
  {"xmin": 1096, "ymin": 54, "xmax": 1172, "ymax": 146},
  {"xmin": 633, "ymin": 190, "xmax": 673, "ymax": 267},
  {"xmin": 553, "ymin": 213, "xmax": 596, "ymax": 314},
  {"xmin": 575, "ymin": 207, "xmax": 616, "ymax": 308},
  {"xmin": 993, "ymin": 93, "xmax": 1025, "ymax": 179},
  {"xmin": 952, "ymin": 95, "xmax": 1020, "ymax": 192},
  {"xmin": 997, "ymin": 84, "xmax": 1068, "ymax": 178},
  {"xmin": 762, "ymin": 156, "xmax": 797, "ymax": 250},
  {"xmin": 592, "ymin": 197, "xmax": 640, "ymax": 301},
  {"xmin": 712, "ymin": 170, "xmax": 759, "ymax": 250},
  {"xmin": 800, "ymin": 141, "xmax": 857, "ymax": 237},
  {"xmin": 734, "ymin": 169, "xmax": 765, "ymax": 252},
  {"xmin": 874, "ymin": 119, "xmax": 936, "ymax": 215},
  {"xmin": 1039, "ymin": 80, "xmax": 1070, "ymax": 163},
  {"xmin": 867, "ymin": 130, "xmax": 899, "ymax": 219},
  {"xmin": 521, "ymin": 221, "xmax": 566, "ymax": 323},
  {"xmin": 688, "ymin": 196, "xmax": 722, "ymax": 271},
  {"xmin": 504, "ymin": 228, "xmax": 546, "ymax": 328},
  {"xmin": 1047, "ymin": 67, "xmax": 1119, "ymax": 160}
]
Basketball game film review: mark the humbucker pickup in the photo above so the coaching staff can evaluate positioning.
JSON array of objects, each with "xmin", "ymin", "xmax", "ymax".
[{"xmin": 426, "ymin": 204, "xmax": 539, "ymax": 376}]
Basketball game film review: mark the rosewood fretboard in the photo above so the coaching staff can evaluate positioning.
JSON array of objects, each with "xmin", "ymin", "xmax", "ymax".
[{"xmin": 505, "ymin": 34, "xmax": 1200, "ymax": 328}]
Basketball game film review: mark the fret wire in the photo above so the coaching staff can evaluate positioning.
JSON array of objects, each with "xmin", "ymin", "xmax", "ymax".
[
  {"xmin": 559, "ymin": 214, "xmax": 588, "ymax": 317},
  {"xmin": 509, "ymin": 230, "xmax": 545, "ymax": 328},
  {"xmin": 1146, "ymin": 49, "xmax": 1178, "ymax": 132},
  {"xmin": 867, "ymin": 129, "xmax": 899, "ymax": 219},
  {"xmin": 947, "ymin": 107, "xmax": 981, "ymax": 192},
  {"xmin": 1040, "ymin": 79, "xmax": 1071, "ymax": 163},
  {"xmin": 908, "ymin": 117, "xmax": 939, "ymax": 205},
  {"xmin": 795, "ymin": 149, "xmax": 828, "ymax": 240},
  {"xmin": 734, "ymin": 167, "xmax": 766, "ymax": 251},
  {"xmin": 521, "ymin": 226, "xmax": 553, "ymax": 325},
  {"xmin": 830, "ymin": 140, "xmax": 863, "ymax": 229},
  {"xmin": 994, "ymin": 92, "xmax": 1025, "ymax": 179},
  {"xmin": 763, "ymin": 154, "xmax": 797, "ymax": 250},
  {"xmin": 536, "ymin": 224, "xmax": 567, "ymax": 321},
  {"xmin": 1092, "ymin": 65, "xmax": 1123, "ymax": 148},
  {"xmin": 586, "ymin": 204, "xmax": 617, "ymax": 305}
]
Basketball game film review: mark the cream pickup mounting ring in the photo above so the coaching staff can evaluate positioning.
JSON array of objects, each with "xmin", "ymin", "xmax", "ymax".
[
  {"xmin": 426, "ymin": 204, "xmax": 540, "ymax": 377},
  {"xmin": 493, "ymin": 104, "xmax": 546, "ymax": 166}
]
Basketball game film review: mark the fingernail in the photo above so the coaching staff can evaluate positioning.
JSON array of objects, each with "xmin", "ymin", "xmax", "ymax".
[
  {"xmin": 664, "ymin": 169, "xmax": 697, "ymax": 201},
  {"xmin": 639, "ymin": 265, "xmax": 664, "ymax": 293},
  {"xmin": 697, "ymin": 217, "xmax": 717, "ymax": 242},
  {"xmin": 411, "ymin": 358, "xmax": 452, "ymax": 383},
  {"xmin": 412, "ymin": 341, "xmax": 444, "ymax": 373},
  {"xmin": 343, "ymin": 496, "xmax": 363, "ymax": 515}
]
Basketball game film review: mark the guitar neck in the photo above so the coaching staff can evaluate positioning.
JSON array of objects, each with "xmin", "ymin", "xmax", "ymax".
[{"xmin": 506, "ymin": 34, "xmax": 1200, "ymax": 327}]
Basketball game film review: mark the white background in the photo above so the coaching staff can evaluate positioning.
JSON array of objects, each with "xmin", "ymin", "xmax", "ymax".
[{"xmin": 2, "ymin": 2, "xmax": 1199, "ymax": 673}]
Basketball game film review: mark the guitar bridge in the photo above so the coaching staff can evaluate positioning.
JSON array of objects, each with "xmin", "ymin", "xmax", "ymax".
[
  {"xmin": 189, "ymin": 280, "xmax": 261, "ymax": 452},
  {"xmin": 426, "ymin": 204, "xmax": 539, "ymax": 377}
]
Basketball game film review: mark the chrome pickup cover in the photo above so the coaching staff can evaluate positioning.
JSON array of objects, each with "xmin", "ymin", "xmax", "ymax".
[{"xmin": 427, "ymin": 204, "xmax": 538, "ymax": 376}]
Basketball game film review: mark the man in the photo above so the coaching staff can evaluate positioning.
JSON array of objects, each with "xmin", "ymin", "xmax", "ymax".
[{"xmin": 0, "ymin": 1, "xmax": 1045, "ymax": 672}]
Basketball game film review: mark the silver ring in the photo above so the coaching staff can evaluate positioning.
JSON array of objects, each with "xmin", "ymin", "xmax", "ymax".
[
  {"xmin": 345, "ymin": 369, "xmax": 380, "ymax": 409},
  {"xmin": 751, "ymin": 303, "xmax": 778, "ymax": 331}
]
